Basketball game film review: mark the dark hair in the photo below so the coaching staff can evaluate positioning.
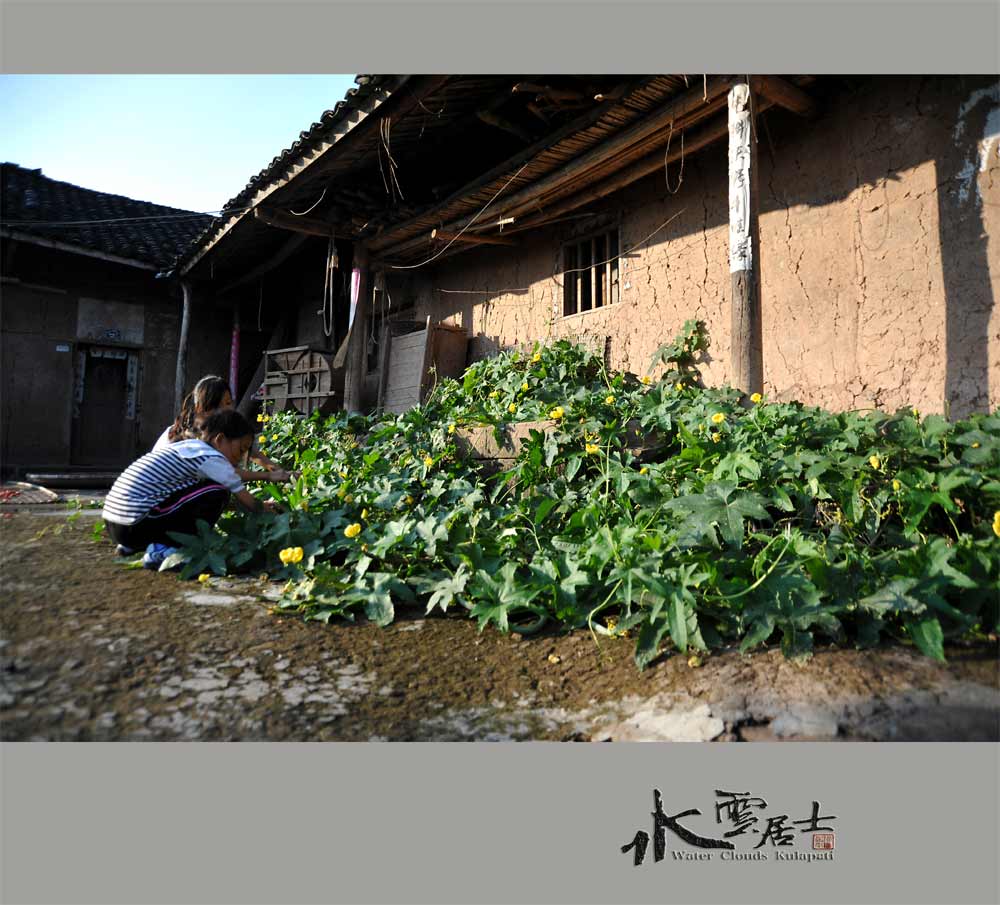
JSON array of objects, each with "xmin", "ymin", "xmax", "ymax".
[
  {"xmin": 197, "ymin": 409, "xmax": 254, "ymax": 442},
  {"xmin": 168, "ymin": 375, "xmax": 232, "ymax": 442}
]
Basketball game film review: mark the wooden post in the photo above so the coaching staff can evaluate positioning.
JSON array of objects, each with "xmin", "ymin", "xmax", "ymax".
[
  {"xmin": 228, "ymin": 302, "xmax": 241, "ymax": 401},
  {"xmin": 728, "ymin": 81, "xmax": 763, "ymax": 396},
  {"xmin": 376, "ymin": 323, "xmax": 393, "ymax": 413},
  {"xmin": 174, "ymin": 280, "xmax": 192, "ymax": 412},
  {"xmin": 344, "ymin": 244, "xmax": 370, "ymax": 413}
]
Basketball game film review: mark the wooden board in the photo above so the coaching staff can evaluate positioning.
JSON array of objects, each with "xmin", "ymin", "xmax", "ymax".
[
  {"xmin": 380, "ymin": 322, "xmax": 469, "ymax": 414},
  {"xmin": 383, "ymin": 329, "xmax": 429, "ymax": 413}
]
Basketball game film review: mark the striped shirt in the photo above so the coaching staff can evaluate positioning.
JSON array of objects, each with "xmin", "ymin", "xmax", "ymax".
[
  {"xmin": 103, "ymin": 440, "xmax": 244, "ymax": 525},
  {"xmin": 152, "ymin": 425, "xmax": 174, "ymax": 452}
]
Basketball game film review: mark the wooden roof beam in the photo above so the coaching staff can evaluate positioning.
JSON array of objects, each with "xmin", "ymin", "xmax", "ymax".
[
  {"xmin": 750, "ymin": 76, "xmax": 817, "ymax": 117},
  {"xmin": 430, "ymin": 228, "xmax": 518, "ymax": 247},
  {"xmin": 217, "ymin": 233, "xmax": 309, "ymax": 295},
  {"xmin": 378, "ymin": 76, "xmax": 733, "ymax": 262},
  {"xmin": 366, "ymin": 77, "xmax": 655, "ymax": 257},
  {"xmin": 255, "ymin": 206, "xmax": 337, "ymax": 238}
]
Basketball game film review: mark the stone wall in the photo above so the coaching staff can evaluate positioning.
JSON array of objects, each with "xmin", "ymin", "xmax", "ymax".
[{"xmin": 394, "ymin": 76, "xmax": 999, "ymax": 417}]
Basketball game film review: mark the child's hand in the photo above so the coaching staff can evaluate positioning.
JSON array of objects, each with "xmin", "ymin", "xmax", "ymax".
[
  {"xmin": 266, "ymin": 469, "xmax": 294, "ymax": 484},
  {"xmin": 262, "ymin": 499, "xmax": 284, "ymax": 513}
]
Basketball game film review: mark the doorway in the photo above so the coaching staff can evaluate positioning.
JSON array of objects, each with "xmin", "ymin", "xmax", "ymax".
[{"xmin": 71, "ymin": 346, "xmax": 139, "ymax": 467}]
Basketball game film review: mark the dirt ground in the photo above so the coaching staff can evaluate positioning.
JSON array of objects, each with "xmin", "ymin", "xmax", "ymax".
[{"xmin": 1, "ymin": 506, "xmax": 997, "ymax": 741}]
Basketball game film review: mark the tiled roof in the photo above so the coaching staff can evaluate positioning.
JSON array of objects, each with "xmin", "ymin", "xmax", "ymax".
[
  {"xmin": 172, "ymin": 74, "xmax": 395, "ymax": 273},
  {"xmin": 1, "ymin": 162, "xmax": 213, "ymax": 268}
]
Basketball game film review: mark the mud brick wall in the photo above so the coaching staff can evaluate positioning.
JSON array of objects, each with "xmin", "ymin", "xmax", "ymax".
[
  {"xmin": 399, "ymin": 76, "xmax": 1000, "ymax": 418},
  {"xmin": 0, "ymin": 243, "xmax": 232, "ymax": 472}
]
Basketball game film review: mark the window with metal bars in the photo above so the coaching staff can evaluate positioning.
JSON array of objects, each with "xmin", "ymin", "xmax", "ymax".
[{"xmin": 562, "ymin": 228, "xmax": 620, "ymax": 317}]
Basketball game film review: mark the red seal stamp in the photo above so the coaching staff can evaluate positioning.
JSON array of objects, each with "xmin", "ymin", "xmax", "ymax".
[{"xmin": 812, "ymin": 833, "xmax": 835, "ymax": 851}]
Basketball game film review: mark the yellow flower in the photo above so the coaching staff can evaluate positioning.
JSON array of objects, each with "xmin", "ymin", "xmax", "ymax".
[
  {"xmin": 711, "ymin": 412, "xmax": 726, "ymax": 425},
  {"xmin": 489, "ymin": 390, "xmax": 499, "ymax": 399},
  {"xmin": 361, "ymin": 508, "xmax": 369, "ymax": 520},
  {"xmin": 405, "ymin": 495, "xmax": 414, "ymax": 506},
  {"xmin": 912, "ymin": 407, "xmax": 920, "ymax": 417},
  {"xmin": 344, "ymin": 523, "xmax": 362, "ymax": 539},
  {"xmin": 585, "ymin": 443, "xmax": 600, "ymax": 454},
  {"xmin": 279, "ymin": 546, "xmax": 304, "ymax": 564},
  {"xmin": 639, "ymin": 467, "xmax": 648, "ymax": 475},
  {"xmin": 264, "ymin": 415, "xmax": 270, "ymax": 423},
  {"xmin": 675, "ymin": 382, "xmax": 684, "ymax": 391},
  {"xmin": 993, "ymin": 511, "xmax": 1000, "ymax": 538},
  {"xmin": 604, "ymin": 395, "xmax": 615, "ymax": 405},
  {"xmin": 750, "ymin": 392, "xmax": 763, "ymax": 404},
  {"xmin": 345, "ymin": 494, "xmax": 354, "ymax": 504},
  {"xmin": 547, "ymin": 653, "xmax": 561, "ymax": 664},
  {"xmin": 687, "ymin": 655, "xmax": 702, "ymax": 669},
  {"xmin": 532, "ymin": 352, "xmax": 542, "ymax": 364},
  {"xmin": 508, "ymin": 403, "xmax": 517, "ymax": 414},
  {"xmin": 256, "ymin": 414, "xmax": 264, "ymax": 423},
  {"xmin": 549, "ymin": 406, "xmax": 564, "ymax": 420},
  {"xmin": 339, "ymin": 470, "xmax": 348, "ymax": 479},
  {"xmin": 423, "ymin": 455, "xmax": 434, "ymax": 468},
  {"xmin": 448, "ymin": 423, "xmax": 456, "ymax": 434},
  {"xmin": 892, "ymin": 479, "xmax": 901, "ymax": 492},
  {"xmin": 521, "ymin": 382, "xmax": 530, "ymax": 392},
  {"xmin": 869, "ymin": 455, "xmax": 882, "ymax": 470},
  {"xmin": 711, "ymin": 432, "xmax": 721, "ymax": 443},
  {"xmin": 198, "ymin": 573, "xmax": 211, "ymax": 583},
  {"xmin": 605, "ymin": 616, "xmax": 618, "ymax": 634},
  {"xmin": 972, "ymin": 442, "xmax": 981, "ymax": 449},
  {"xmin": 641, "ymin": 376, "xmax": 652, "ymax": 385}
]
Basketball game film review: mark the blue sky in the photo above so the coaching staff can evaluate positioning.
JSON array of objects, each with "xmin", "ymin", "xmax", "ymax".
[{"xmin": 1, "ymin": 74, "xmax": 359, "ymax": 212}]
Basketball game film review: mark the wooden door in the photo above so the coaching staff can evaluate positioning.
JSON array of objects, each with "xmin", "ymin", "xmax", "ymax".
[{"xmin": 72, "ymin": 347, "xmax": 131, "ymax": 467}]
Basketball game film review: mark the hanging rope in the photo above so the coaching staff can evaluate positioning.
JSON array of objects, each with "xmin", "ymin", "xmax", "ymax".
[
  {"xmin": 663, "ymin": 121, "xmax": 685, "ymax": 195},
  {"xmin": 322, "ymin": 237, "xmax": 337, "ymax": 338}
]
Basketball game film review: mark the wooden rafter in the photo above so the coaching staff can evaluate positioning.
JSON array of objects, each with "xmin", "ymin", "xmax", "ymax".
[
  {"xmin": 377, "ymin": 76, "xmax": 735, "ymax": 262},
  {"xmin": 366, "ymin": 77, "xmax": 654, "ymax": 257},
  {"xmin": 430, "ymin": 228, "xmax": 518, "ymax": 247},
  {"xmin": 255, "ymin": 206, "xmax": 336, "ymax": 238},
  {"xmin": 750, "ymin": 75, "xmax": 817, "ymax": 117}
]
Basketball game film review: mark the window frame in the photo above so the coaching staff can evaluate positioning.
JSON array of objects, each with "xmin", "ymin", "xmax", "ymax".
[{"xmin": 561, "ymin": 225, "xmax": 621, "ymax": 319}]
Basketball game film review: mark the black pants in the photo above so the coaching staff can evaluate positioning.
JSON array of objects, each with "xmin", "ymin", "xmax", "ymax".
[{"xmin": 106, "ymin": 480, "xmax": 229, "ymax": 549}]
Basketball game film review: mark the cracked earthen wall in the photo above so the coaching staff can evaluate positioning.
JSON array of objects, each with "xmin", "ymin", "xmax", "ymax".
[{"xmin": 399, "ymin": 76, "xmax": 999, "ymax": 417}]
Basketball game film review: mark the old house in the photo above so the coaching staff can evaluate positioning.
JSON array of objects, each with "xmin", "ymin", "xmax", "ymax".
[
  {"xmin": 1, "ymin": 163, "xmax": 234, "ymax": 477},
  {"xmin": 167, "ymin": 75, "xmax": 999, "ymax": 420}
]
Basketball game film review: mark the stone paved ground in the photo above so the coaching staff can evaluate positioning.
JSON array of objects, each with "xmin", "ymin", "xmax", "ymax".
[{"xmin": 1, "ymin": 506, "xmax": 997, "ymax": 741}]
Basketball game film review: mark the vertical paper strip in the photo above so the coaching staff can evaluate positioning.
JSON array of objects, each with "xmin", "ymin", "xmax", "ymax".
[{"xmin": 729, "ymin": 82, "xmax": 753, "ymax": 274}]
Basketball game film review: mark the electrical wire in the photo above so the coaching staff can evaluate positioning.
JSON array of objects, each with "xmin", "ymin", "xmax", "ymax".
[
  {"xmin": 289, "ymin": 188, "xmax": 327, "ymax": 216},
  {"xmin": 389, "ymin": 160, "xmax": 532, "ymax": 270},
  {"xmin": 432, "ymin": 208, "xmax": 685, "ymax": 294},
  {"xmin": 2, "ymin": 209, "xmax": 248, "ymax": 227}
]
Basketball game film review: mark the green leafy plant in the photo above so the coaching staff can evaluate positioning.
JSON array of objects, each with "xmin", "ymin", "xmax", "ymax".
[{"xmin": 155, "ymin": 321, "xmax": 1000, "ymax": 669}]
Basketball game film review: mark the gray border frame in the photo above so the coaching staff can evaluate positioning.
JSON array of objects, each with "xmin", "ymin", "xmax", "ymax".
[
  {"xmin": 1, "ymin": 2, "xmax": 999, "ymax": 73},
  {"xmin": 1, "ymin": 3, "xmax": 998, "ymax": 904}
]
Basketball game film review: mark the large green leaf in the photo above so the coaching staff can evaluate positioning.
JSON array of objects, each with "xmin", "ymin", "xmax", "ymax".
[
  {"xmin": 905, "ymin": 616, "xmax": 945, "ymax": 661},
  {"xmin": 665, "ymin": 481, "xmax": 771, "ymax": 549}
]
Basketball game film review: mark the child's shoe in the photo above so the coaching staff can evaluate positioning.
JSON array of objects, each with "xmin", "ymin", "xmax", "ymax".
[
  {"xmin": 142, "ymin": 542, "xmax": 179, "ymax": 570},
  {"xmin": 115, "ymin": 544, "xmax": 136, "ymax": 557}
]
